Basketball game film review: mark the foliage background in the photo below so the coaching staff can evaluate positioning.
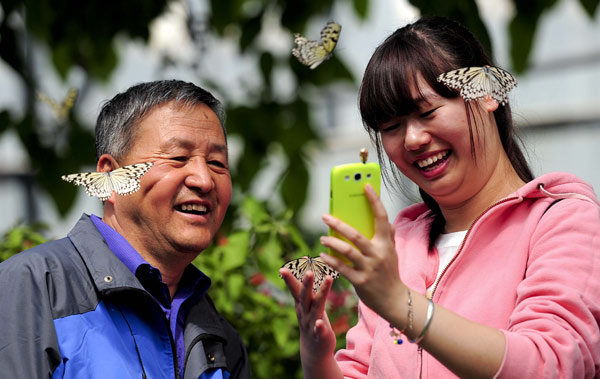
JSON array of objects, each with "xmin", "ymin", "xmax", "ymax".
[{"xmin": 0, "ymin": 0, "xmax": 598, "ymax": 377}]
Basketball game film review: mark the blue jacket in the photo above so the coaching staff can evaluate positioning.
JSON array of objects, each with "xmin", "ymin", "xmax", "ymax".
[{"xmin": 0, "ymin": 214, "xmax": 250, "ymax": 378}]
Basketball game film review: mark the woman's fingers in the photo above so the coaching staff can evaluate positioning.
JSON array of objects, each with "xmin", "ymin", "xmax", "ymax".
[{"xmin": 364, "ymin": 183, "xmax": 394, "ymax": 239}]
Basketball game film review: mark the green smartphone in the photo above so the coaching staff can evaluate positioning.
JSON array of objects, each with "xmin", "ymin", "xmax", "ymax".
[{"xmin": 328, "ymin": 161, "xmax": 381, "ymax": 263}]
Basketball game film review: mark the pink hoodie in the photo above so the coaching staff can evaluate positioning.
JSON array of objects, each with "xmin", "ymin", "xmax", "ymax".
[{"xmin": 335, "ymin": 172, "xmax": 600, "ymax": 378}]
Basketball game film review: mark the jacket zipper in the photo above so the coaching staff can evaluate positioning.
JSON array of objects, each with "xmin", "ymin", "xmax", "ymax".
[
  {"xmin": 417, "ymin": 196, "xmax": 519, "ymax": 378},
  {"xmin": 124, "ymin": 288, "xmax": 182, "ymax": 378}
]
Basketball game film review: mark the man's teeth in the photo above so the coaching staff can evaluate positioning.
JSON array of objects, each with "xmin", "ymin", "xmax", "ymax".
[
  {"xmin": 179, "ymin": 204, "xmax": 207, "ymax": 213},
  {"xmin": 417, "ymin": 151, "xmax": 448, "ymax": 168}
]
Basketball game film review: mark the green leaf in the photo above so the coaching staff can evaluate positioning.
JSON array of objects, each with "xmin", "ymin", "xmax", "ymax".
[
  {"xmin": 0, "ymin": 110, "xmax": 11, "ymax": 134},
  {"xmin": 220, "ymin": 231, "xmax": 250, "ymax": 271},
  {"xmin": 408, "ymin": 0, "xmax": 492, "ymax": 57},
  {"xmin": 280, "ymin": 155, "xmax": 309, "ymax": 214},
  {"xmin": 578, "ymin": 0, "xmax": 600, "ymax": 17},
  {"xmin": 226, "ymin": 273, "xmax": 245, "ymax": 300},
  {"xmin": 271, "ymin": 317, "xmax": 292, "ymax": 348},
  {"xmin": 352, "ymin": 0, "xmax": 369, "ymax": 20},
  {"xmin": 241, "ymin": 197, "xmax": 271, "ymax": 226},
  {"xmin": 508, "ymin": 14, "xmax": 538, "ymax": 73},
  {"xmin": 283, "ymin": 224, "xmax": 311, "ymax": 255},
  {"xmin": 240, "ymin": 13, "xmax": 263, "ymax": 52}
]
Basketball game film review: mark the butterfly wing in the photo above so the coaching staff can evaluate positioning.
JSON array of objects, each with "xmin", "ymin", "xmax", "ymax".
[
  {"xmin": 108, "ymin": 162, "xmax": 154, "ymax": 197},
  {"xmin": 61, "ymin": 172, "xmax": 113, "ymax": 201},
  {"xmin": 282, "ymin": 256, "xmax": 310, "ymax": 282},
  {"xmin": 37, "ymin": 88, "xmax": 78, "ymax": 121},
  {"xmin": 437, "ymin": 66, "xmax": 517, "ymax": 105},
  {"xmin": 486, "ymin": 66, "xmax": 517, "ymax": 105},
  {"xmin": 292, "ymin": 35, "xmax": 329, "ymax": 69},
  {"xmin": 292, "ymin": 21, "xmax": 341, "ymax": 69},
  {"xmin": 281, "ymin": 256, "xmax": 339, "ymax": 292},
  {"xmin": 320, "ymin": 21, "xmax": 341, "ymax": 54},
  {"xmin": 308, "ymin": 256, "xmax": 339, "ymax": 291},
  {"xmin": 61, "ymin": 162, "xmax": 153, "ymax": 201}
]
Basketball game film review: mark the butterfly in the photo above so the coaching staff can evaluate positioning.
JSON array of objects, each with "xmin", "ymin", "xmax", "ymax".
[
  {"xmin": 61, "ymin": 162, "xmax": 154, "ymax": 201},
  {"xmin": 37, "ymin": 88, "xmax": 78, "ymax": 121},
  {"xmin": 281, "ymin": 256, "xmax": 339, "ymax": 292},
  {"xmin": 436, "ymin": 65, "xmax": 517, "ymax": 106},
  {"xmin": 292, "ymin": 20, "xmax": 341, "ymax": 69}
]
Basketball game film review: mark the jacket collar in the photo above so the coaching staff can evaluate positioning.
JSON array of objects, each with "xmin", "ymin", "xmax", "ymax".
[{"xmin": 67, "ymin": 214, "xmax": 145, "ymax": 293}]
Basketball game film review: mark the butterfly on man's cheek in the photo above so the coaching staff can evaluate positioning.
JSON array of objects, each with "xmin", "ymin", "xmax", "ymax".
[{"xmin": 61, "ymin": 162, "xmax": 154, "ymax": 201}]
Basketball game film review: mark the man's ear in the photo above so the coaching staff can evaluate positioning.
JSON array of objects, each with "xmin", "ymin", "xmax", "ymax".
[
  {"xmin": 97, "ymin": 154, "xmax": 119, "ymax": 173},
  {"xmin": 96, "ymin": 154, "xmax": 119, "ymax": 204}
]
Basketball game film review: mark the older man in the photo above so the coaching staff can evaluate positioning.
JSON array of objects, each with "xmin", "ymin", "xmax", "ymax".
[{"xmin": 0, "ymin": 80, "xmax": 250, "ymax": 378}]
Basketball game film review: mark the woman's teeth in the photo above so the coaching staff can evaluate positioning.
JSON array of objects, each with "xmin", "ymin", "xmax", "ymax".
[{"xmin": 416, "ymin": 151, "xmax": 449, "ymax": 170}]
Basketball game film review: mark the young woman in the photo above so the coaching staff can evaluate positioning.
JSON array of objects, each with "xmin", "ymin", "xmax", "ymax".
[{"xmin": 281, "ymin": 16, "xmax": 600, "ymax": 378}]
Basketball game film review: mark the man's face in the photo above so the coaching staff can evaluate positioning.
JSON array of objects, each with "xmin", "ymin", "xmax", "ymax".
[{"xmin": 109, "ymin": 101, "xmax": 231, "ymax": 263}]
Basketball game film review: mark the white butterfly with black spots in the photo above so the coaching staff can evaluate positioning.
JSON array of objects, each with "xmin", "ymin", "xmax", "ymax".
[
  {"xmin": 61, "ymin": 162, "xmax": 153, "ymax": 201},
  {"xmin": 281, "ymin": 256, "xmax": 339, "ymax": 292},
  {"xmin": 437, "ymin": 65, "xmax": 517, "ymax": 106},
  {"xmin": 292, "ymin": 20, "xmax": 341, "ymax": 69}
]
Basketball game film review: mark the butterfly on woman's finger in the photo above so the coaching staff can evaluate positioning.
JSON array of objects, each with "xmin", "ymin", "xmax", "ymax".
[
  {"xmin": 292, "ymin": 20, "xmax": 341, "ymax": 69},
  {"xmin": 61, "ymin": 162, "xmax": 153, "ymax": 201},
  {"xmin": 281, "ymin": 256, "xmax": 339, "ymax": 292}
]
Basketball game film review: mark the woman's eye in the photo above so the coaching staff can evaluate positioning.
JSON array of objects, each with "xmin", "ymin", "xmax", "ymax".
[
  {"xmin": 420, "ymin": 108, "xmax": 438, "ymax": 118},
  {"xmin": 380, "ymin": 123, "xmax": 401, "ymax": 133}
]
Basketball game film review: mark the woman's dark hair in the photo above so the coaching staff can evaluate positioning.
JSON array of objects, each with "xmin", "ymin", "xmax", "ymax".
[{"xmin": 359, "ymin": 16, "xmax": 533, "ymax": 249}]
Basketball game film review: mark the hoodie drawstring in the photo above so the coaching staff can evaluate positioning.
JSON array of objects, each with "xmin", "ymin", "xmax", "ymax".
[{"xmin": 538, "ymin": 183, "xmax": 599, "ymax": 206}]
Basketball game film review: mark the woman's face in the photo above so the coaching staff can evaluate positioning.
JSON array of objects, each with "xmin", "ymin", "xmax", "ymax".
[{"xmin": 379, "ymin": 78, "xmax": 503, "ymax": 207}]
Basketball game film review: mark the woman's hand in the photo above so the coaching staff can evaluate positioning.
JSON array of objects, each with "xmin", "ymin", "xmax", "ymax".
[
  {"xmin": 279, "ymin": 268, "xmax": 338, "ymax": 369},
  {"xmin": 319, "ymin": 183, "xmax": 407, "ymax": 322}
]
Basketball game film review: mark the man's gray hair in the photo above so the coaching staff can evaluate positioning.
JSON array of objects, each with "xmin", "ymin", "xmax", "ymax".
[{"xmin": 95, "ymin": 80, "xmax": 226, "ymax": 161}]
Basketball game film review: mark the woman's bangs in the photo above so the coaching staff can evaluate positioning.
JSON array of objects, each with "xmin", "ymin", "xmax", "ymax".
[{"xmin": 360, "ymin": 51, "xmax": 422, "ymax": 130}]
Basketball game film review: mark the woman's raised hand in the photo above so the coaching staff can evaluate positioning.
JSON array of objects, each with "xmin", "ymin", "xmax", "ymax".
[{"xmin": 319, "ymin": 183, "xmax": 407, "ymax": 322}]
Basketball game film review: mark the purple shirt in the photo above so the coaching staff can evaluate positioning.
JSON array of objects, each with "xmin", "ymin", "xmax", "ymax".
[{"xmin": 90, "ymin": 215, "xmax": 225, "ymax": 378}]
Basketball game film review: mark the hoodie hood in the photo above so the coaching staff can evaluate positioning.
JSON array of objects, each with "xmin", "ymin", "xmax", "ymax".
[
  {"xmin": 394, "ymin": 172, "xmax": 600, "ymax": 225},
  {"xmin": 516, "ymin": 172, "xmax": 600, "ymax": 206}
]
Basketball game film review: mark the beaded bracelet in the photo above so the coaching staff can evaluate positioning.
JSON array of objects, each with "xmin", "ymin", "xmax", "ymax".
[
  {"xmin": 390, "ymin": 288, "xmax": 413, "ymax": 345},
  {"xmin": 410, "ymin": 298, "xmax": 435, "ymax": 344}
]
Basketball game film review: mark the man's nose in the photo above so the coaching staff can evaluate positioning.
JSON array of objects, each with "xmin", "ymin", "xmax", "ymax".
[{"xmin": 185, "ymin": 159, "xmax": 215, "ymax": 193}]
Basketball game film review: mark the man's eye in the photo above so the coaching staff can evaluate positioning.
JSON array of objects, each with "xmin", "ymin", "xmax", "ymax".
[
  {"xmin": 171, "ymin": 156, "xmax": 187, "ymax": 162},
  {"xmin": 209, "ymin": 160, "xmax": 227, "ymax": 169}
]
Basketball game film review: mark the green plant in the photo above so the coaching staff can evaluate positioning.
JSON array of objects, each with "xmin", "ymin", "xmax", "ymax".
[
  {"xmin": 0, "ymin": 223, "xmax": 48, "ymax": 262},
  {"xmin": 193, "ymin": 196, "xmax": 357, "ymax": 378}
]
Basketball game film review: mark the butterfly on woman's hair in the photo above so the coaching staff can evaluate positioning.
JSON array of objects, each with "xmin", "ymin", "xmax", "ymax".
[
  {"xmin": 437, "ymin": 65, "xmax": 517, "ymax": 106},
  {"xmin": 281, "ymin": 256, "xmax": 339, "ymax": 292},
  {"xmin": 61, "ymin": 162, "xmax": 154, "ymax": 201},
  {"xmin": 292, "ymin": 20, "xmax": 341, "ymax": 69}
]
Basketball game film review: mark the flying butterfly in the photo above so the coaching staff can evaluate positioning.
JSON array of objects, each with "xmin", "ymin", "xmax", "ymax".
[
  {"xmin": 437, "ymin": 65, "xmax": 517, "ymax": 106},
  {"xmin": 37, "ymin": 88, "xmax": 78, "ymax": 122},
  {"xmin": 292, "ymin": 20, "xmax": 341, "ymax": 69},
  {"xmin": 61, "ymin": 162, "xmax": 154, "ymax": 201},
  {"xmin": 281, "ymin": 256, "xmax": 339, "ymax": 292}
]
